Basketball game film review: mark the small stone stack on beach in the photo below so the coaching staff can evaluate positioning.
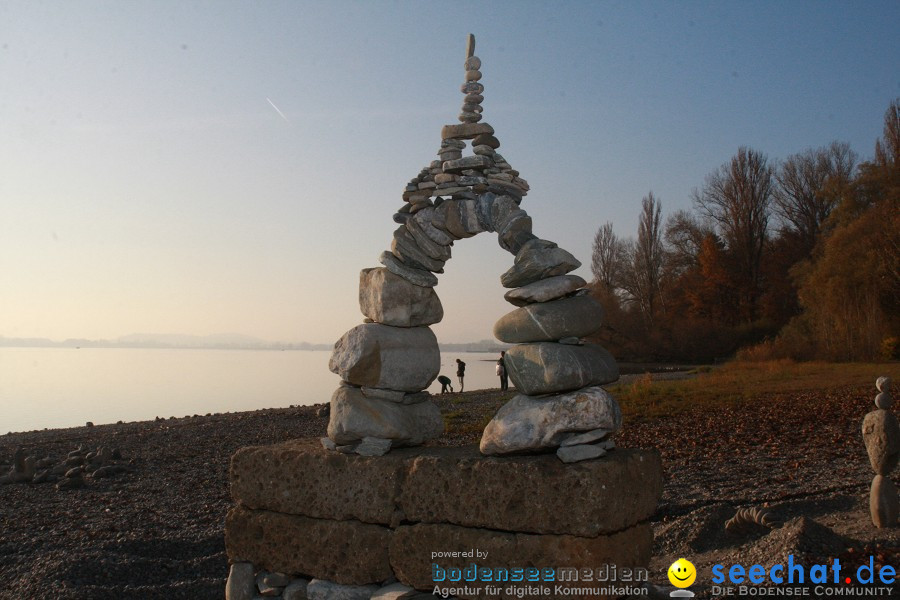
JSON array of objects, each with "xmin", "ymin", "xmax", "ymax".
[
  {"xmin": 862, "ymin": 376, "xmax": 899, "ymax": 527},
  {"xmin": 479, "ymin": 248, "xmax": 622, "ymax": 462}
]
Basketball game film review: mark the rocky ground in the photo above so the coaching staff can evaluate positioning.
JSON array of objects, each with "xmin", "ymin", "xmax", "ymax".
[{"xmin": 1, "ymin": 380, "xmax": 897, "ymax": 599}]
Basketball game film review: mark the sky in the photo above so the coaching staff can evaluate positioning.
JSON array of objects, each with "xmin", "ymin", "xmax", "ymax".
[{"xmin": 1, "ymin": 1, "xmax": 898, "ymax": 345}]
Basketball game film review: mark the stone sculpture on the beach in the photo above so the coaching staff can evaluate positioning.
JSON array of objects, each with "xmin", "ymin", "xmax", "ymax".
[
  {"xmin": 325, "ymin": 34, "xmax": 621, "ymax": 460},
  {"xmin": 862, "ymin": 376, "xmax": 898, "ymax": 528}
]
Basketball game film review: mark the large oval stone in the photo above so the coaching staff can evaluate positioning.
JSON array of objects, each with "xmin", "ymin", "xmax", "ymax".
[
  {"xmin": 500, "ymin": 239, "xmax": 581, "ymax": 288},
  {"xmin": 328, "ymin": 384, "xmax": 443, "ymax": 446},
  {"xmin": 870, "ymin": 475, "xmax": 899, "ymax": 528},
  {"xmin": 504, "ymin": 342, "xmax": 618, "ymax": 395},
  {"xmin": 504, "ymin": 274, "xmax": 587, "ymax": 306},
  {"xmin": 862, "ymin": 409, "xmax": 900, "ymax": 475},
  {"xmin": 480, "ymin": 385, "xmax": 622, "ymax": 455},
  {"xmin": 358, "ymin": 268, "xmax": 443, "ymax": 327},
  {"xmin": 329, "ymin": 324, "xmax": 439, "ymax": 391},
  {"xmin": 493, "ymin": 295, "xmax": 603, "ymax": 343}
]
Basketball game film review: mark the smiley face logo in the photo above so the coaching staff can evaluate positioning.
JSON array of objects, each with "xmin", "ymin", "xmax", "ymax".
[{"xmin": 667, "ymin": 558, "xmax": 696, "ymax": 588}]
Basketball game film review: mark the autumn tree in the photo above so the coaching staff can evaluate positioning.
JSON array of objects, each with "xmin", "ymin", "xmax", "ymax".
[
  {"xmin": 773, "ymin": 141, "xmax": 857, "ymax": 253},
  {"xmin": 693, "ymin": 147, "xmax": 773, "ymax": 321},
  {"xmin": 664, "ymin": 209, "xmax": 715, "ymax": 277},
  {"xmin": 777, "ymin": 99, "xmax": 900, "ymax": 360}
]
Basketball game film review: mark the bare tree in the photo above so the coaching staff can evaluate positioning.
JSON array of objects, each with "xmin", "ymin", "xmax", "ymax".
[
  {"xmin": 693, "ymin": 147, "xmax": 773, "ymax": 319},
  {"xmin": 616, "ymin": 193, "xmax": 665, "ymax": 326},
  {"xmin": 774, "ymin": 141, "xmax": 857, "ymax": 252},
  {"xmin": 591, "ymin": 221, "xmax": 623, "ymax": 293},
  {"xmin": 874, "ymin": 98, "xmax": 900, "ymax": 168},
  {"xmin": 664, "ymin": 209, "xmax": 715, "ymax": 276}
]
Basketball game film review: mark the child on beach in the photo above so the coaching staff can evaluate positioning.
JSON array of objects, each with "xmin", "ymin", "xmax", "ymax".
[{"xmin": 437, "ymin": 375, "xmax": 453, "ymax": 394}]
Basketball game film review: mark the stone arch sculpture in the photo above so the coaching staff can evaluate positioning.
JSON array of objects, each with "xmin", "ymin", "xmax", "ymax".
[{"xmin": 325, "ymin": 35, "xmax": 622, "ymax": 459}]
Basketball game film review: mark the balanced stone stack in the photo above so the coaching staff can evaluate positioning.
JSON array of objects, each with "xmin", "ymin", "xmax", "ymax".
[
  {"xmin": 326, "ymin": 34, "xmax": 573, "ymax": 454},
  {"xmin": 481, "ymin": 259, "xmax": 621, "ymax": 461},
  {"xmin": 862, "ymin": 376, "xmax": 899, "ymax": 528}
]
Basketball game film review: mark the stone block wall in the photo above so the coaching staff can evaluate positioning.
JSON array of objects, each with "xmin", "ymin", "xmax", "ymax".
[{"xmin": 225, "ymin": 439, "xmax": 663, "ymax": 600}]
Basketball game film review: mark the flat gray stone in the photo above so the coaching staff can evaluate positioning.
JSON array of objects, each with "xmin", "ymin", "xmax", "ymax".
[
  {"xmin": 493, "ymin": 295, "xmax": 604, "ymax": 343},
  {"xmin": 504, "ymin": 342, "xmax": 619, "ymax": 395},
  {"xmin": 459, "ymin": 81, "xmax": 484, "ymax": 94},
  {"xmin": 557, "ymin": 444, "xmax": 607, "ymax": 463},
  {"xmin": 283, "ymin": 580, "xmax": 309, "ymax": 600},
  {"xmin": 497, "ymin": 213, "xmax": 534, "ymax": 254},
  {"xmin": 473, "ymin": 132, "xmax": 499, "ymax": 147},
  {"xmin": 379, "ymin": 251, "xmax": 438, "ymax": 288},
  {"xmin": 329, "ymin": 324, "xmax": 439, "ymax": 391},
  {"xmin": 410, "ymin": 207, "xmax": 454, "ymax": 246},
  {"xmin": 406, "ymin": 217, "xmax": 452, "ymax": 261},
  {"xmin": 391, "ymin": 228, "xmax": 445, "ymax": 273},
  {"xmin": 359, "ymin": 268, "xmax": 443, "ymax": 327},
  {"xmin": 355, "ymin": 437, "xmax": 393, "ymax": 457},
  {"xmin": 329, "ymin": 385, "xmax": 443, "ymax": 446},
  {"xmin": 560, "ymin": 427, "xmax": 611, "ymax": 447},
  {"xmin": 440, "ymin": 199, "xmax": 484, "ymax": 238},
  {"xmin": 360, "ymin": 387, "xmax": 429, "ymax": 405},
  {"xmin": 862, "ymin": 409, "xmax": 900, "ymax": 475},
  {"xmin": 500, "ymin": 239, "xmax": 581, "ymax": 288},
  {"xmin": 441, "ymin": 123, "xmax": 494, "ymax": 140},
  {"xmin": 442, "ymin": 155, "xmax": 492, "ymax": 174},
  {"xmin": 257, "ymin": 571, "xmax": 287, "ymax": 596},
  {"xmin": 504, "ymin": 274, "xmax": 587, "ymax": 306},
  {"xmin": 226, "ymin": 562, "xmax": 256, "ymax": 600},
  {"xmin": 307, "ymin": 579, "xmax": 380, "ymax": 600},
  {"xmin": 372, "ymin": 582, "xmax": 420, "ymax": 599},
  {"xmin": 480, "ymin": 385, "xmax": 622, "ymax": 455}
]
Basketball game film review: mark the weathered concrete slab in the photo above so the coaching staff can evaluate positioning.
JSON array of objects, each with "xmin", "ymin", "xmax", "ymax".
[
  {"xmin": 226, "ymin": 506, "xmax": 393, "ymax": 585},
  {"xmin": 230, "ymin": 438, "xmax": 404, "ymax": 525},
  {"xmin": 230, "ymin": 441, "xmax": 661, "ymax": 537},
  {"xmin": 400, "ymin": 447, "xmax": 661, "ymax": 536},
  {"xmin": 390, "ymin": 522, "xmax": 653, "ymax": 599}
]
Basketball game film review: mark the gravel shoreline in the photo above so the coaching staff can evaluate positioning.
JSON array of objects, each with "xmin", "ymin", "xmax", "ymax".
[{"xmin": 1, "ymin": 380, "xmax": 897, "ymax": 599}]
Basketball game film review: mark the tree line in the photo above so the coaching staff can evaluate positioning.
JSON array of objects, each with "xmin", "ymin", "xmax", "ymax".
[{"xmin": 588, "ymin": 98, "xmax": 899, "ymax": 363}]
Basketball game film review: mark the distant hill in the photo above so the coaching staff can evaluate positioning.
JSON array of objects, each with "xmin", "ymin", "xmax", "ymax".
[{"xmin": 0, "ymin": 333, "xmax": 506, "ymax": 352}]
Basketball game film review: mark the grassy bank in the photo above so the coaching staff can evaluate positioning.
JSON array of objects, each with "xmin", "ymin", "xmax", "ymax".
[{"xmin": 609, "ymin": 360, "xmax": 898, "ymax": 420}]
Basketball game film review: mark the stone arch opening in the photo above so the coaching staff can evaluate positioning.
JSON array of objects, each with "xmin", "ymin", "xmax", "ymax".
[{"xmin": 325, "ymin": 35, "xmax": 621, "ymax": 459}]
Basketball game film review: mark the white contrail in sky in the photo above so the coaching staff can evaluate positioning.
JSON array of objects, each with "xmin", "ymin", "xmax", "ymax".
[{"xmin": 266, "ymin": 97, "xmax": 289, "ymax": 123}]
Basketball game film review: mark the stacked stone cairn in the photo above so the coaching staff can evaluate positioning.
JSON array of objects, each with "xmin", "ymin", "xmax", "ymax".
[
  {"xmin": 0, "ymin": 444, "xmax": 128, "ymax": 489},
  {"xmin": 326, "ymin": 33, "xmax": 560, "ymax": 457},
  {"xmin": 481, "ymin": 274, "xmax": 621, "ymax": 462},
  {"xmin": 862, "ymin": 376, "xmax": 899, "ymax": 528},
  {"xmin": 227, "ymin": 34, "xmax": 661, "ymax": 600}
]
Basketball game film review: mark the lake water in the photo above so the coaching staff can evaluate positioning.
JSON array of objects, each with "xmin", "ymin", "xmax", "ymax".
[{"xmin": 0, "ymin": 348, "xmax": 506, "ymax": 433}]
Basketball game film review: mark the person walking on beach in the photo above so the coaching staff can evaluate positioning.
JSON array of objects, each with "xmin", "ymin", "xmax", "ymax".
[
  {"xmin": 437, "ymin": 375, "xmax": 453, "ymax": 394},
  {"xmin": 455, "ymin": 358, "xmax": 466, "ymax": 393},
  {"xmin": 496, "ymin": 351, "xmax": 509, "ymax": 391}
]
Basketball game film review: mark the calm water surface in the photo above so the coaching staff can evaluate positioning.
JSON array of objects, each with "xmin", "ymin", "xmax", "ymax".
[{"xmin": 0, "ymin": 348, "xmax": 505, "ymax": 433}]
